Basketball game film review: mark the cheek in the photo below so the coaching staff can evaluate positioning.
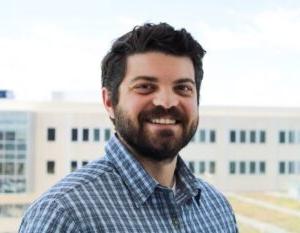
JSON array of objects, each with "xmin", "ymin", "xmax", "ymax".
[
  {"xmin": 119, "ymin": 97, "xmax": 145, "ymax": 119},
  {"xmin": 184, "ymin": 101, "xmax": 198, "ymax": 117}
]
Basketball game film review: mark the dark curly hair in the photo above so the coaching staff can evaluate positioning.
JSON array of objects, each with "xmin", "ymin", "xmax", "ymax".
[{"xmin": 101, "ymin": 23, "xmax": 206, "ymax": 105}]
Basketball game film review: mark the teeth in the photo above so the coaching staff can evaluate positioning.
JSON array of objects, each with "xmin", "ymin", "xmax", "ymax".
[{"xmin": 151, "ymin": 118, "xmax": 176, "ymax": 124}]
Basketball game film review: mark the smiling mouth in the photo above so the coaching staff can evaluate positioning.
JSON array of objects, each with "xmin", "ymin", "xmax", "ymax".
[{"xmin": 149, "ymin": 118, "xmax": 178, "ymax": 125}]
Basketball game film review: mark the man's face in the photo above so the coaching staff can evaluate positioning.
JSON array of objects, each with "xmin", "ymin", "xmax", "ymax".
[{"xmin": 112, "ymin": 52, "xmax": 198, "ymax": 161}]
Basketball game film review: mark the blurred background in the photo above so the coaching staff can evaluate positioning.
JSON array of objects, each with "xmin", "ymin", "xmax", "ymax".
[{"xmin": 1, "ymin": 0, "xmax": 300, "ymax": 232}]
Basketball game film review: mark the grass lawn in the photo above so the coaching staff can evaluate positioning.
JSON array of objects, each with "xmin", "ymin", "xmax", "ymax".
[
  {"xmin": 237, "ymin": 223, "xmax": 261, "ymax": 233},
  {"xmin": 238, "ymin": 192, "xmax": 300, "ymax": 211},
  {"xmin": 228, "ymin": 196, "xmax": 300, "ymax": 233}
]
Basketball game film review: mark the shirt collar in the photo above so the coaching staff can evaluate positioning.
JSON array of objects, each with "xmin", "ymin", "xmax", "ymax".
[
  {"xmin": 175, "ymin": 156, "xmax": 201, "ymax": 205},
  {"xmin": 104, "ymin": 134, "xmax": 201, "ymax": 207}
]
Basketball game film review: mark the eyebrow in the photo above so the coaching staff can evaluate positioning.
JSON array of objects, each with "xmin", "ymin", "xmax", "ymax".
[
  {"xmin": 129, "ymin": 76, "xmax": 157, "ymax": 84},
  {"xmin": 130, "ymin": 76, "xmax": 195, "ymax": 85},
  {"xmin": 174, "ymin": 78, "xmax": 196, "ymax": 85}
]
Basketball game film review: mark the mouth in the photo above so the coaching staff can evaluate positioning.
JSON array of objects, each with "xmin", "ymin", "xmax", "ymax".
[{"xmin": 148, "ymin": 118, "xmax": 179, "ymax": 125}]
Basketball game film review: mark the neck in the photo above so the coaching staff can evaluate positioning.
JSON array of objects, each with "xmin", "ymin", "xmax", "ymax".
[
  {"xmin": 135, "ymin": 154, "xmax": 177, "ymax": 188},
  {"xmin": 117, "ymin": 133, "xmax": 177, "ymax": 188}
]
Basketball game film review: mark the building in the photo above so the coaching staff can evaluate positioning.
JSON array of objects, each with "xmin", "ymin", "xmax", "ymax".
[{"xmin": 0, "ymin": 100, "xmax": 300, "ymax": 232}]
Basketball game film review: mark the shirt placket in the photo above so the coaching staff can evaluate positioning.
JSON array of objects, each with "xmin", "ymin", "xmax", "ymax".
[{"xmin": 160, "ymin": 188, "xmax": 183, "ymax": 233}]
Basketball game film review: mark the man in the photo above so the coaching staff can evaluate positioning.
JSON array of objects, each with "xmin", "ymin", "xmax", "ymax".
[{"xmin": 20, "ymin": 23, "xmax": 238, "ymax": 232}]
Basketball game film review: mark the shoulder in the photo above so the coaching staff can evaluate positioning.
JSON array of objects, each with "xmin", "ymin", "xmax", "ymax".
[
  {"xmin": 19, "ymin": 198, "xmax": 78, "ymax": 232},
  {"xmin": 41, "ymin": 159, "xmax": 114, "ymax": 200},
  {"xmin": 20, "ymin": 159, "xmax": 117, "ymax": 231},
  {"xmin": 196, "ymin": 178, "xmax": 236, "ymax": 218},
  {"xmin": 195, "ymin": 178, "xmax": 238, "ymax": 231}
]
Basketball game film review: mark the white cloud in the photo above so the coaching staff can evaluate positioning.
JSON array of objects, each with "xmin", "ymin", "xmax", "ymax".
[
  {"xmin": 254, "ymin": 8, "xmax": 300, "ymax": 49},
  {"xmin": 0, "ymin": 23, "xmax": 108, "ymax": 99},
  {"xmin": 195, "ymin": 7, "xmax": 300, "ymax": 50}
]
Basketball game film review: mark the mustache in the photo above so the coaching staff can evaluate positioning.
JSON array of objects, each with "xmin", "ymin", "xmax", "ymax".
[{"xmin": 139, "ymin": 106, "xmax": 185, "ymax": 122}]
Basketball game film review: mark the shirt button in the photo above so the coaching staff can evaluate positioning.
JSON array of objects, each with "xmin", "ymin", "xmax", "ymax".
[{"xmin": 172, "ymin": 218, "xmax": 179, "ymax": 228}]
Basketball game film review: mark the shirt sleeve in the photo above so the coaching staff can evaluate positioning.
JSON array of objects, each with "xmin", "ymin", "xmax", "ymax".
[{"xmin": 19, "ymin": 200, "xmax": 80, "ymax": 233}]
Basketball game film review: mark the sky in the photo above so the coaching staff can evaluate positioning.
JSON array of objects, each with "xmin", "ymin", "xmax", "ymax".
[{"xmin": 1, "ymin": 0, "xmax": 300, "ymax": 106}]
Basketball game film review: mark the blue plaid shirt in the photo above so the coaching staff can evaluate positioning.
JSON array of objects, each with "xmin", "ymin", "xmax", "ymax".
[{"xmin": 20, "ymin": 135, "xmax": 238, "ymax": 232}]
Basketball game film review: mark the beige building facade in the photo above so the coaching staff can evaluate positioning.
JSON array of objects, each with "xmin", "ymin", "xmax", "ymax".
[{"xmin": 0, "ymin": 100, "xmax": 300, "ymax": 232}]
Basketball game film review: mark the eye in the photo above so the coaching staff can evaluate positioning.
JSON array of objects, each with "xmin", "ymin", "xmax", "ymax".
[
  {"xmin": 175, "ymin": 84, "xmax": 194, "ymax": 96},
  {"xmin": 133, "ymin": 83, "xmax": 156, "ymax": 94}
]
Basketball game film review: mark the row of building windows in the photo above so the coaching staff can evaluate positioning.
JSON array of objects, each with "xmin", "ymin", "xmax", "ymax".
[
  {"xmin": 187, "ymin": 160, "xmax": 271, "ymax": 175},
  {"xmin": 0, "ymin": 162, "xmax": 25, "ymax": 175},
  {"xmin": 0, "ymin": 131, "xmax": 16, "ymax": 141},
  {"xmin": 0, "ymin": 130, "xmax": 26, "ymax": 141},
  {"xmin": 191, "ymin": 129, "xmax": 216, "ymax": 143},
  {"xmin": 229, "ymin": 130, "xmax": 266, "ymax": 144},
  {"xmin": 0, "ymin": 178, "xmax": 26, "ymax": 193},
  {"xmin": 71, "ymin": 160, "xmax": 89, "ymax": 172},
  {"xmin": 47, "ymin": 128, "xmax": 112, "ymax": 142},
  {"xmin": 47, "ymin": 128, "xmax": 300, "ymax": 144},
  {"xmin": 0, "ymin": 143, "xmax": 27, "ymax": 151},
  {"xmin": 0, "ymin": 204, "xmax": 29, "ymax": 217},
  {"xmin": 0, "ymin": 153, "xmax": 26, "ymax": 159},
  {"xmin": 229, "ymin": 161, "xmax": 300, "ymax": 175},
  {"xmin": 187, "ymin": 161, "xmax": 216, "ymax": 174},
  {"xmin": 45, "ymin": 159, "xmax": 300, "ymax": 176},
  {"xmin": 278, "ymin": 161, "xmax": 300, "ymax": 174},
  {"xmin": 279, "ymin": 130, "xmax": 300, "ymax": 144},
  {"xmin": 46, "ymin": 160, "xmax": 90, "ymax": 174},
  {"xmin": 229, "ymin": 161, "xmax": 266, "ymax": 174}
]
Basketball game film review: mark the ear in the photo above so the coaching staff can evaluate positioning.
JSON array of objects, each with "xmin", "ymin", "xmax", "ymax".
[{"xmin": 102, "ymin": 88, "xmax": 115, "ymax": 120}]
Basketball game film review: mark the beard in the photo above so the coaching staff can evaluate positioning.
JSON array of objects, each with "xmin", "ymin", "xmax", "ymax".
[{"xmin": 114, "ymin": 105, "xmax": 198, "ymax": 162}]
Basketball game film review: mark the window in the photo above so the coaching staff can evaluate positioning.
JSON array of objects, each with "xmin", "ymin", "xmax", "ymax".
[
  {"xmin": 47, "ymin": 161, "xmax": 55, "ymax": 174},
  {"xmin": 17, "ymin": 144, "xmax": 26, "ymax": 151},
  {"xmin": 0, "ymin": 131, "xmax": 3, "ymax": 140},
  {"xmin": 5, "ymin": 143, "xmax": 14, "ymax": 150},
  {"xmin": 82, "ymin": 128, "xmax": 89, "ymax": 141},
  {"xmin": 288, "ymin": 131, "xmax": 295, "ymax": 143},
  {"xmin": 5, "ymin": 153, "xmax": 14, "ymax": 159},
  {"xmin": 230, "ymin": 131, "xmax": 236, "ymax": 143},
  {"xmin": 104, "ymin": 129, "xmax": 111, "ymax": 141},
  {"xmin": 199, "ymin": 161, "xmax": 205, "ymax": 174},
  {"xmin": 71, "ymin": 128, "xmax": 78, "ymax": 141},
  {"xmin": 71, "ymin": 161, "xmax": 77, "ymax": 172},
  {"xmin": 260, "ymin": 131, "xmax": 266, "ymax": 143},
  {"xmin": 17, "ymin": 163, "xmax": 25, "ymax": 175},
  {"xmin": 250, "ymin": 131, "xmax": 256, "ymax": 143},
  {"xmin": 209, "ymin": 161, "xmax": 216, "ymax": 174},
  {"xmin": 0, "ymin": 162, "xmax": 3, "ymax": 175},
  {"xmin": 259, "ymin": 161, "xmax": 266, "ymax": 174},
  {"xmin": 239, "ymin": 161, "xmax": 246, "ymax": 174},
  {"xmin": 279, "ymin": 131, "xmax": 285, "ymax": 143},
  {"xmin": 279, "ymin": 161, "xmax": 285, "ymax": 174},
  {"xmin": 288, "ymin": 161, "xmax": 295, "ymax": 174},
  {"xmin": 5, "ymin": 162, "xmax": 14, "ymax": 175},
  {"xmin": 188, "ymin": 161, "xmax": 195, "ymax": 173},
  {"xmin": 47, "ymin": 128, "xmax": 56, "ymax": 141},
  {"xmin": 93, "ymin": 129, "xmax": 100, "ymax": 141},
  {"xmin": 209, "ymin": 130, "xmax": 216, "ymax": 143},
  {"xmin": 17, "ymin": 153, "xmax": 25, "ymax": 159},
  {"xmin": 5, "ymin": 132, "xmax": 15, "ymax": 141},
  {"xmin": 240, "ymin": 130, "xmax": 246, "ymax": 143},
  {"xmin": 199, "ymin": 130, "xmax": 206, "ymax": 143},
  {"xmin": 249, "ymin": 161, "xmax": 256, "ymax": 174},
  {"xmin": 229, "ymin": 161, "xmax": 236, "ymax": 174},
  {"xmin": 82, "ymin": 161, "xmax": 88, "ymax": 166}
]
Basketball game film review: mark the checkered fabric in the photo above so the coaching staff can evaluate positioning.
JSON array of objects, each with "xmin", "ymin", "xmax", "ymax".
[{"xmin": 19, "ymin": 134, "xmax": 238, "ymax": 232}]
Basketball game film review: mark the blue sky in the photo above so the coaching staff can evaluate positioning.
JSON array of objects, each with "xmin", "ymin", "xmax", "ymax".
[{"xmin": 1, "ymin": 0, "xmax": 300, "ymax": 106}]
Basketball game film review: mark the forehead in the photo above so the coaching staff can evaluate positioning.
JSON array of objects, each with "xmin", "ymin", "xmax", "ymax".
[{"xmin": 124, "ymin": 52, "xmax": 195, "ymax": 82}]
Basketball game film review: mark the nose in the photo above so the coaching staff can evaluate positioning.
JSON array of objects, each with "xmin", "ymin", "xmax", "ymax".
[{"xmin": 152, "ymin": 89, "xmax": 179, "ymax": 109}]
